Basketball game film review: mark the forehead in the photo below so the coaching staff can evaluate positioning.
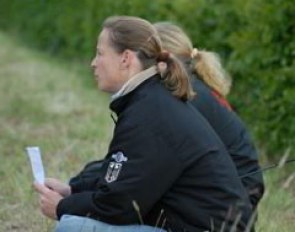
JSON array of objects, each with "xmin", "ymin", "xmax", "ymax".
[{"xmin": 97, "ymin": 29, "xmax": 111, "ymax": 47}]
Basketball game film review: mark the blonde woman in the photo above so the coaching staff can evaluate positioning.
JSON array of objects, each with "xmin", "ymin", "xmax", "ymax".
[{"xmin": 154, "ymin": 22, "xmax": 264, "ymax": 212}]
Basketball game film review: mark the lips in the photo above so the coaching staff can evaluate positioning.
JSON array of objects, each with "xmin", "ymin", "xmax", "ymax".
[{"xmin": 94, "ymin": 73, "xmax": 99, "ymax": 79}]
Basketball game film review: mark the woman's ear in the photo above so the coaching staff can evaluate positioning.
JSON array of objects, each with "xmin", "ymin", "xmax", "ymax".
[{"xmin": 120, "ymin": 49, "xmax": 135, "ymax": 70}]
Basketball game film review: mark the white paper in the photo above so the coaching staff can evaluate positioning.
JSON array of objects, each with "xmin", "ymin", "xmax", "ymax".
[{"xmin": 26, "ymin": 146, "xmax": 45, "ymax": 184}]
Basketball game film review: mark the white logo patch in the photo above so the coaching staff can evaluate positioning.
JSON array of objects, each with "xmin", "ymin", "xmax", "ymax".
[{"xmin": 105, "ymin": 151, "xmax": 128, "ymax": 183}]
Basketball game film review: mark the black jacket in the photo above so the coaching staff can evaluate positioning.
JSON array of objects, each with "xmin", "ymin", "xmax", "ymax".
[
  {"xmin": 59, "ymin": 76, "xmax": 252, "ymax": 231},
  {"xmin": 191, "ymin": 77, "xmax": 264, "ymax": 208}
]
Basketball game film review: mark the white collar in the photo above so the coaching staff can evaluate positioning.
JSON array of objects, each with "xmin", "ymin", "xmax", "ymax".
[{"xmin": 111, "ymin": 66, "xmax": 158, "ymax": 101}]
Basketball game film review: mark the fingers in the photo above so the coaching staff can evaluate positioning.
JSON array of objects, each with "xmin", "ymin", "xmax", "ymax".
[
  {"xmin": 33, "ymin": 182, "xmax": 46, "ymax": 194},
  {"xmin": 45, "ymin": 177, "xmax": 59, "ymax": 184},
  {"xmin": 33, "ymin": 182, "xmax": 52, "ymax": 195},
  {"xmin": 44, "ymin": 178, "xmax": 71, "ymax": 197},
  {"xmin": 44, "ymin": 178, "xmax": 57, "ymax": 189},
  {"xmin": 44, "ymin": 178, "xmax": 64, "ymax": 189}
]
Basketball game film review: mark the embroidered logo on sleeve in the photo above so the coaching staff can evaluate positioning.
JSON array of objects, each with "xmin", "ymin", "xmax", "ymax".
[{"xmin": 105, "ymin": 151, "xmax": 128, "ymax": 183}]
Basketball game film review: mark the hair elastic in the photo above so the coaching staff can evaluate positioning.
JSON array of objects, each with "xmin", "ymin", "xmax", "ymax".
[
  {"xmin": 191, "ymin": 48, "xmax": 199, "ymax": 59},
  {"xmin": 157, "ymin": 51, "xmax": 170, "ymax": 62}
]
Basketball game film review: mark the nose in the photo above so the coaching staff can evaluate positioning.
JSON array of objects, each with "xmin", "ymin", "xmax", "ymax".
[{"xmin": 91, "ymin": 57, "xmax": 96, "ymax": 68}]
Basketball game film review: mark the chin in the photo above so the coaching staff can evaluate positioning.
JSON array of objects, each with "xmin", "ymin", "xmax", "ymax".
[{"xmin": 99, "ymin": 85, "xmax": 113, "ymax": 93}]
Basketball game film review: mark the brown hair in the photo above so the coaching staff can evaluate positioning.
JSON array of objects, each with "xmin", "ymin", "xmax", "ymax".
[
  {"xmin": 102, "ymin": 16, "xmax": 195, "ymax": 101},
  {"xmin": 154, "ymin": 22, "xmax": 232, "ymax": 97}
]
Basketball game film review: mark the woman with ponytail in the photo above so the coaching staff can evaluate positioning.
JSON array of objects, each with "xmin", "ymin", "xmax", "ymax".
[
  {"xmin": 33, "ymin": 16, "xmax": 252, "ymax": 232},
  {"xmin": 155, "ymin": 22, "xmax": 264, "ymax": 212}
]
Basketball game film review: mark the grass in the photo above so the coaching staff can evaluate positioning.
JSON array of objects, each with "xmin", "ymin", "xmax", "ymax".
[{"xmin": 0, "ymin": 31, "xmax": 294, "ymax": 231}]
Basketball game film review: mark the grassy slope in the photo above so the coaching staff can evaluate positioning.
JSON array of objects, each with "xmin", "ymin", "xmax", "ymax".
[
  {"xmin": 0, "ymin": 32, "xmax": 294, "ymax": 231},
  {"xmin": 0, "ymin": 31, "xmax": 113, "ymax": 231}
]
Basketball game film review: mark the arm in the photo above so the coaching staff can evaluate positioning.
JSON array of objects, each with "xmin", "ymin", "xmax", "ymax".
[
  {"xmin": 56, "ymin": 123, "xmax": 182, "ymax": 224},
  {"xmin": 69, "ymin": 160, "xmax": 105, "ymax": 193}
]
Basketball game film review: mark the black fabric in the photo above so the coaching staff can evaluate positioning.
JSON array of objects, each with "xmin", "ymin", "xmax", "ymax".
[
  {"xmin": 69, "ymin": 160, "xmax": 104, "ymax": 193},
  {"xmin": 70, "ymin": 77, "xmax": 264, "ymax": 210},
  {"xmin": 191, "ymin": 77, "xmax": 264, "ymax": 209},
  {"xmin": 59, "ymin": 75, "xmax": 252, "ymax": 231}
]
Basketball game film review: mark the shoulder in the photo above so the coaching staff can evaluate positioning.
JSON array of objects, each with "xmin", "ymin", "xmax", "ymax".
[
  {"xmin": 113, "ymin": 77, "xmax": 172, "ymax": 128},
  {"xmin": 127, "ymin": 77, "xmax": 182, "ymax": 114}
]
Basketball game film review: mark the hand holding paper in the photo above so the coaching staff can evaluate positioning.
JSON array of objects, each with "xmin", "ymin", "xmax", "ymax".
[{"xmin": 26, "ymin": 146, "xmax": 45, "ymax": 184}]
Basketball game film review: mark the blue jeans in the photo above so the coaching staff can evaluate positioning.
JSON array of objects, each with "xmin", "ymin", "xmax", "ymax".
[{"xmin": 55, "ymin": 215, "xmax": 167, "ymax": 232}]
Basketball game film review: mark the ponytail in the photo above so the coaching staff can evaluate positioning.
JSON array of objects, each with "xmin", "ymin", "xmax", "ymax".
[
  {"xmin": 192, "ymin": 50, "xmax": 232, "ymax": 96},
  {"xmin": 154, "ymin": 22, "xmax": 232, "ymax": 97},
  {"xmin": 157, "ymin": 52, "xmax": 195, "ymax": 101}
]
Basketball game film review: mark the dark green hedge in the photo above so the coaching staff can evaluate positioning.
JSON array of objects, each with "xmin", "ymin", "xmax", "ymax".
[{"xmin": 0, "ymin": 0, "xmax": 294, "ymax": 157}]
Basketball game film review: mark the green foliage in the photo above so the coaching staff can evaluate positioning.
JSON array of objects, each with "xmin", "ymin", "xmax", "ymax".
[
  {"xmin": 0, "ymin": 0, "xmax": 294, "ymax": 157},
  {"xmin": 227, "ymin": 0, "xmax": 295, "ymax": 153}
]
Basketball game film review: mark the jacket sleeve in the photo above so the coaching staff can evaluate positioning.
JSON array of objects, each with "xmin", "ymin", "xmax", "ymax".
[
  {"xmin": 56, "ymin": 121, "xmax": 182, "ymax": 224},
  {"xmin": 229, "ymin": 130, "xmax": 265, "ymax": 209},
  {"xmin": 69, "ymin": 160, "xmax": 104, "ymax": 193}
]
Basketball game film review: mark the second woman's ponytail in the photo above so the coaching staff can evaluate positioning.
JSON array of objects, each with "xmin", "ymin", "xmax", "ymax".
[
  {"xmin": 154, "ymin": 22, "xmax": 232, "ymax": 97},
  {"xmin": 192, "ymin": 50, "xmax": 232, "ymax": 97}
]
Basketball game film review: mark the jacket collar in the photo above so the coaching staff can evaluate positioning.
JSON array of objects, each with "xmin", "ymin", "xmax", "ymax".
[
  {"xmin": 110, "ymin": 72, "xmax": 160, "ymax": 115},
  {"xmin": 111, "ymin": 66, "xmax": 158, "ymax": 102}
]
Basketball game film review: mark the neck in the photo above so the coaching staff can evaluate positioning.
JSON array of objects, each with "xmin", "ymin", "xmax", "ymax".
[
  {"xmin": 124, "ymin": 59, "xmax": 143, "ymax": 82},
  {"xmin": 111, "ymin": 66, "xmax": 158, "ymax": 101}
]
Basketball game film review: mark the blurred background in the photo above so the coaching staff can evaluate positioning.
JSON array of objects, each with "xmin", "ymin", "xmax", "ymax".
[
  {"xmin": 0, "ymin": 0, "xmax": 294, "ymax": 231},
  {"xmin": 1, "ymin": 0, "xmax": 294, "ymax": 155}
]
